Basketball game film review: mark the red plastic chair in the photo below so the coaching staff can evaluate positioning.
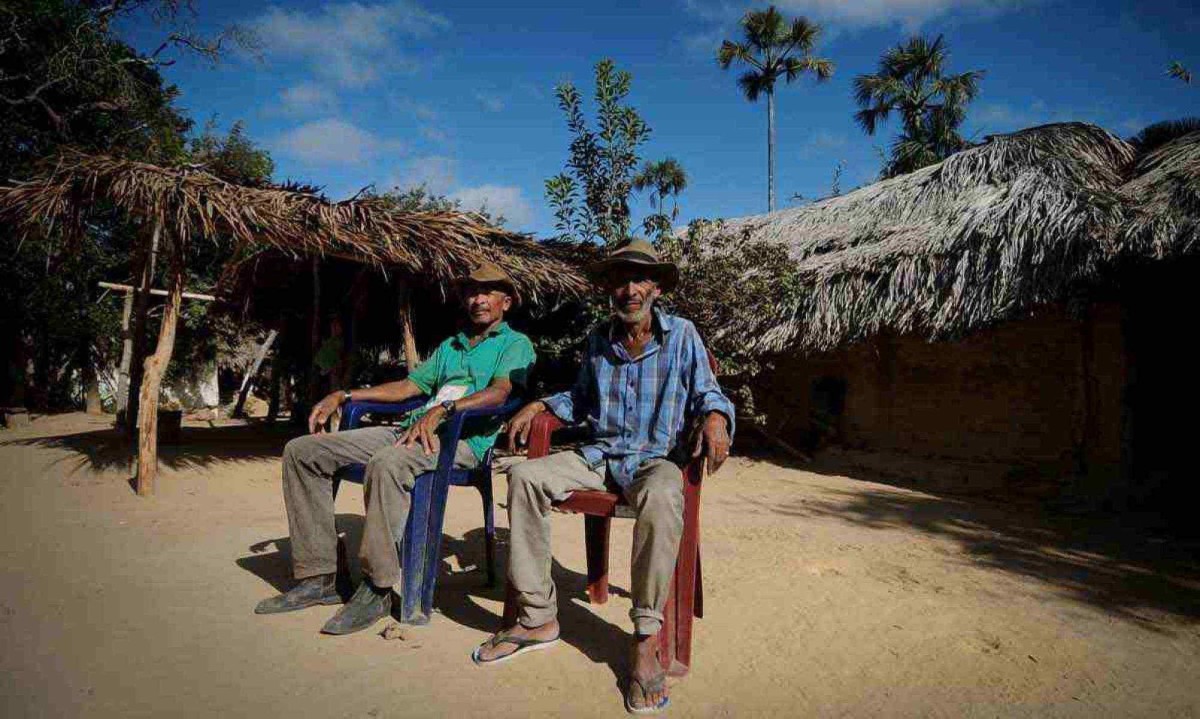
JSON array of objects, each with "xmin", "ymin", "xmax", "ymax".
[{"xmin": 502, "ymin": 353, "xmax": 717, "ymax": 677}]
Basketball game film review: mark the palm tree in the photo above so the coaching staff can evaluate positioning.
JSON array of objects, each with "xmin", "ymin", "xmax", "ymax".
[
  {"xmin": 718, "ymin": 7, "xmax": 833, "ymax": 212},
  {"xmin": 854, "ymin": 35, "xmax": 984, "ymax": 178},
  {"xmin": 1168, "ymin": 61, "xmax": 1193, "ymax": 85},
  {"xmin": 634, "ymin": 158, "xmax": 688, "ymax": 219}
]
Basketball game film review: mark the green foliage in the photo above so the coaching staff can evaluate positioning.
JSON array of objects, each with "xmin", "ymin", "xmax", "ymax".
[
  {"xmin": 545, "ymin": 59, "xmax": 651, "ymax": 245},
  {"xmin": 370, "ymin": 184, "xmax": 506, "ymax": 226},
  {"xmin": 0, "ymin": 1, "xmax": 265, "ymax": 408},
  {"xmin": 854, "ymin": 35, "xmax": 983, "ymax": 178},
  {"xmin": 190, "ymin": 119, "xmax": 274, "ymax": 186},
  {"xmin": 633, "ymin": 157, "xmax": 687, "ymax": 239},
  {"xmin": 657, "ymin": 220, "xmax": 804, "ymax": 420}
]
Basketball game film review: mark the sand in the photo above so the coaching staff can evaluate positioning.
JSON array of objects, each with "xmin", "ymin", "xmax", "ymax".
[{"xmin": 1, "ymin": 412, "xmax": 1198, "ymax": 718}]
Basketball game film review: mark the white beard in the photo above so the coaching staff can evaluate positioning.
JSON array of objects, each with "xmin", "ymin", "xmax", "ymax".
[{"xmin": 613, "ymin": 295, "xmax": 655, "ymax": 323}]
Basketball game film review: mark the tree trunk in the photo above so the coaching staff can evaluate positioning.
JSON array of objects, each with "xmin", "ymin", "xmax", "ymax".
[
  {"xmin": 232, "ymin": 330, "xmax": 278, "ymax": 419},
  {"xmin": 114, "ymin": 290, "xmax": 134, "ymax": 421},
  {"xmin": 398, "ymin": 283, "xmax": 420, "ymax": 372},
  {"xmin": 767, "ymin": 88, "xmax": 776, "ymax": 213},
  {"xmin": 135, "ymin": 235, "xmax": 183, "ymax": 496},
  {"xmin": 82, "ymin": 343, "xmax": 102, "ymax": 414},
  {"xmin": 266, "ymin": 328, "xmax": 286, "ymax": 423},
  {"xmin": 126, "ymin": 222, "xmax": 161, "ymax": 430}
]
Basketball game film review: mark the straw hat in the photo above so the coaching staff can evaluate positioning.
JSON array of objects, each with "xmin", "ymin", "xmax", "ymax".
[
  {"xmin": 586, "ymin": 238, "xmax": 679, "ymax": 292},
  {"xmin": 455, "ymin": 261, "xmax": 521, "ymax": 305}
]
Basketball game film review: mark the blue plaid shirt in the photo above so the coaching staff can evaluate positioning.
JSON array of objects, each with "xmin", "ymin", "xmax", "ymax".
[{"xmin": 542, "ymin": 310, "xmax": 736, "ymax": 488}]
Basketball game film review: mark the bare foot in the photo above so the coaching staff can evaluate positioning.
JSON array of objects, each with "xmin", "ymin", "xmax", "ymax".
[
  {"xmin": 628, "ymin": 633, "xmax": 669, "ymax": 712},
  {"xmin": 474, "ymin": 619, "xmax": 560, "ymax": 663}
]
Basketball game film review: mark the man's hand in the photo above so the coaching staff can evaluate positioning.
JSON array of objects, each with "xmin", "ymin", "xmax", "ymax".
[
  {"xmin": 397, "ymin": 405, "xmax": 446, "ymax": 456},
  {"xmin": 692, "ymin": 412, "xmax": 731, "ymax": 474},
  {"xmin": 308, "ymin": 392, "xmax": 345, "ymax": 434},
  {"xmin": 505, "ymin": 401, "xmax": 548, "ymax": 453}
]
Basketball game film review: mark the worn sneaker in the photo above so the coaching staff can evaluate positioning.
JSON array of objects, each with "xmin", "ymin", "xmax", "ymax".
[
  {"xmin": 320, "ymin": 580, "xmax": 392, "ymax": 635},
  {"xmin": 254, "ymin": 573, "xmax": 341, "ymax": 614}
]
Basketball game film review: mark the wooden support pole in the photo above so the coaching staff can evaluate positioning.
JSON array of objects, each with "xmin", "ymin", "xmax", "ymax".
[
  {"xmin": 398, "ymin": 283, "xmax": 420, "ymax": 371},
  {"xmin": 305, "ymin": 258, "xmax": 323, "ymax": 407},
  {"xmin": 126, "ymin": 221, "xmax": 161, "ymax": 431},
  {"xmin": 232, "ymin": 329, "xmax": 278, "ymax": 419},
  {"xmin": 135, "ymin": 236, "xmax": 183, "ymax": 496},
  {"xmin": 114, "ymin": 290, "xmax": 134, "ymax": 420}
]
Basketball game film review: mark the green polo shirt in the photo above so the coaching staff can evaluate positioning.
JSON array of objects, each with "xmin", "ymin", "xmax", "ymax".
[{"xmin": 405, "ymin": 322, "xmax": 536, "ymax": 460}]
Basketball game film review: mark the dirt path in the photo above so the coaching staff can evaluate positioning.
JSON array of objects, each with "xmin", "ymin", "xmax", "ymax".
[{"xmin": 2, "ymin": 413, "xmax": 1198, "ymax": 718}]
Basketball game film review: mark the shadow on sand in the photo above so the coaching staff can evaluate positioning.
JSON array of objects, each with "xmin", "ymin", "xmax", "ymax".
[
  {"xmin": 733, "ymin": 451, "xmax": 1200, "ymax": 632},
  {"xmin": 237, "ymin": 519, "xmax": 632, "ymax": 686},
  {"xmin": 5, "ymin": 420, "xmax": 297, "ymax": 477}
]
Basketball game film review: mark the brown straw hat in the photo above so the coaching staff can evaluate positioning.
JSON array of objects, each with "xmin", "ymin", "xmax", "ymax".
[
  {"xmin": 455, "ymin": 261, "xmax": 522, "ymax": 305},
  {"xmin": 586, "ymin": 238, "xmax": 679, "ymax": 292}
]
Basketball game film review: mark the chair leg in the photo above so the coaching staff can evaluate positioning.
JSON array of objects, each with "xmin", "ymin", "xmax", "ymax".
[
  {"xmin": 479, "ymin": 476, "xmax": 496, "ymax": 587},
  {"xmin": 584, "ymin": 515, "xmax": 611, "ymax": 604},
  {"xmin": 694, "ymin": 547, "xmax": 704, "ymax": 619},
  {"xmin": 399, "ymin": 475, "xmax": 433, "ymax": 624},
  {"xmin": 417, "ymin": 472, "xmax": 454, "ymax": 624}
]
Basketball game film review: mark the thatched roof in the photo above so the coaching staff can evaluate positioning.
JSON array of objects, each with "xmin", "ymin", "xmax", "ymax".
[
  {"xmin": 702, "ymin": 123, "xmax": 1150, "ymax": 353},
  {"xmin": 1119, "ymin": 130, "xmax": 1200, "ymax": 259},
  {"xmin": 0, "ymin": 151, "xmax": 588, "ymax": 304}
]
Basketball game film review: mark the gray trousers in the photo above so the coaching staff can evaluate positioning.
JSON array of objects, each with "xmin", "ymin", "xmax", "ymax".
[
  {"xmin": 281, "ymin": 427, "xmax": 477, "ymax": 588},
  {"xmin": 506, "ymin": 451, "xmax": 684, "ymax": 636}
]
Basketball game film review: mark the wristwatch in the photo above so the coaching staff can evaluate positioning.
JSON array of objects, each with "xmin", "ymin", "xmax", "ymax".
[
  {"xmin": 342, "ymin": 389, "xmax": 353, "ymax": 403},
  {"xmin": 440, "ymin": 399, "xmax": 457, "ymax": 416}
]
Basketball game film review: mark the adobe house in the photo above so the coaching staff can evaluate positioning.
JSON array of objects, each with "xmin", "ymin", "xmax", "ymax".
[{"xmin": 707, "ymin": 123, "xmax": 1200, "ymax": 510}]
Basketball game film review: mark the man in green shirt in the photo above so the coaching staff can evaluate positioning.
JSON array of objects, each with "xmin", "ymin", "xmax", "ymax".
[{"xmin": 255, "ymin": 263, "xmax": 536, "ymax": 636}]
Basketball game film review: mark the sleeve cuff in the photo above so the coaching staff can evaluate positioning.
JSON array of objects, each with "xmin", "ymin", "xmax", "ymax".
[{"xmin": 542, "ymin": 392, "xmax": 574, "ymax": 423}]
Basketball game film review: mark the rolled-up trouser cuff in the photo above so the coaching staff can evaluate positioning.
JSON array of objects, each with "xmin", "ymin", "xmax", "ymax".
[{"xmin": 631, "ymin": 608, "xmax": 663, "ymax": 636}]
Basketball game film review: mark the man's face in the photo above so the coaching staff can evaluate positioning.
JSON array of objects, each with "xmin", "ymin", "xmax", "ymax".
[
  {"xmin": 461, "ymin": 283, "xmax": 512, "ymax": 327},
  {"xmin": 605, "ymin": 266, "xmax": 660, "ymax": 323}
]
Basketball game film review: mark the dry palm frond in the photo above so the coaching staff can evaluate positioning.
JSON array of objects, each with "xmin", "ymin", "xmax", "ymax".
[
  {"xmin": 700, "ymin": 123, "xmax": 1137, "ymax": 352},
  {"xmin": 0, "ymin": 151, "xmax": 589, "ymax": 304},
  {"xmin": 1120, "ymin": 130, "xmax": 1200, "ymax": 259}
]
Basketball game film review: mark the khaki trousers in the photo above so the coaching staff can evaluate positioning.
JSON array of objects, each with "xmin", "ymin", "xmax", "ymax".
[
  {"xmin": 506, "ymin": 451, "xmax": 684, "ymax": 636},
  {"xmin": 281, "ymin": 427, "xmax": 477, "ymax": 588}
]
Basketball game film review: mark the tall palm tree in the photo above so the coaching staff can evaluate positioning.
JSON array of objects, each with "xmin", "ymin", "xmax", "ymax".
[
  {"xmin": 633, "ymin": 158, "xmax": 688, "ymax": 220},
  {"xmin": 718, "ymin": 7, "xmax": 833, "ymax": 212},
  {"xmin": 854, "ymin": 35, "xmax": 984, "ymax": 178}
]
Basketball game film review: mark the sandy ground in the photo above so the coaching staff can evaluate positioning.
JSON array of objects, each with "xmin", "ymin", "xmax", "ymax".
[{"xmin": 1, "ymin": 413, "xmax": 1199, "ymax": 718}]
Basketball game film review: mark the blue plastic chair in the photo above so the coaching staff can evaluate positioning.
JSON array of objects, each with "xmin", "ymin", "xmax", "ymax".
[{"xmin": 332, "ymin": 396, "xmax": 522, "ymax": 624}]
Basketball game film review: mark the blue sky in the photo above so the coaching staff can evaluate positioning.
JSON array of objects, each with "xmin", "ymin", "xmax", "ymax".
[{"xmin": 121, "ymin": 0, "xmax": 1199, "ymax": 236}]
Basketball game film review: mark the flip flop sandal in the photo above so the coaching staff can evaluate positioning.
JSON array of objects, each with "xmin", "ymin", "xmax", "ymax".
[
  {"xmin": 624, "ymin": 672, "xmax": 670, "ymax": 715},
  {"xmin": 471, "ymin": 631, "xmax": 561, "ymax": 666}
]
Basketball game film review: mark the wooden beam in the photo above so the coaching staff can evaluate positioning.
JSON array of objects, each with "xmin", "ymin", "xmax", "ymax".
[
  {"xmin": 135, "ymin": 235, "xmax": 184, "ymax": 496},
  {"xmin": 398, "ymin": 283, "xmax": 420, "ymax": 371},
  {"xmin": 98, "ymin": 281, "xmax": 217, "ymax": 303},
  {"xmin": 114, "ymin": 290, "xmax": 134, "ymax": 420}
]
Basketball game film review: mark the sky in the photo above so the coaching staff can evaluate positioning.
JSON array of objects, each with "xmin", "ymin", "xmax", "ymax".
[{"xmin": 120, "ymin": 0, "xmax": 1200, "ymax": 236}]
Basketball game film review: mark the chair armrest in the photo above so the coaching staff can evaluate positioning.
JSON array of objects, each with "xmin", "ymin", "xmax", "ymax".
[
  {"xmin": 340, "ymin": 397, "xmax": 429, "ymax": 431},
  {"xmin": 527, "ymin": 411, "xmax": 566, "ymax": 459},
  {"xmin": 456, "ymin": 397, "xmax": 524, "ymax": 421}
]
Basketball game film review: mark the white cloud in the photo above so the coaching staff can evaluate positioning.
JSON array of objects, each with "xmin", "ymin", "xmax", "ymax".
[
  {"xmin": 686, "ymin": 0, "xmax": 1032, "ymax": 30},
  {"xmin": 453, "ymin": 185, "xmax": 534, "ymax": 226},
  {"xmin": 274, "ymin": 118, "xmax": 406, "ymax": 165},
  {"xmin": 254, "ymin": 1, "xmax": 448, "ymax": 87},
  {"xmin": 475, "ymin": 92, "xmax": 506, "ymax": 113},
  {"xmin": 276, "ymin": 83, "xmax": 339, "ymax": 117},
  {"xmin": 384, "ymin": 155, "xmax": 456, "ymax": 194},
  {"xmin": 420, "ymin": 126, "xmax": 449, "ymax": 143}
]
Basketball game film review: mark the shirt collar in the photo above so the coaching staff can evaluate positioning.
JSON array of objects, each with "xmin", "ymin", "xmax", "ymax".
[
  {"xmin": 608, "ymin": 308, "xmax": 674, "ymax": 343},
  {"xmin": 455, "ymin": 321, "xmax": 510, "ymax": 348}
]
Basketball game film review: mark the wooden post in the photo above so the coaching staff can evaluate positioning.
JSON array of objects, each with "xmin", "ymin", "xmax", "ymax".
[
  {"xmin": 232, "ymin": 330, "xmax": 278, "ymax": 418},
  {"xmin": 135, "ymin": 236, "xmax": 183, "ymax": 497},
  {"xmin": 114, "ymin": 290, "xmax": 134, "ymax": 420},
  {"xmin": 267, "ymin": 329, "xmax": 286, "ymax": 423},
  {"xmin": 304, "ymin": 258, "xmax": 323, "ymax": 408},
  {"xmin": 82, "ymin": 348, "xmax": 102, "ymax": 414},
  {"xmin": 126, "ymin": 221, "xmax": 161, "ymax": 430},
  {"xmin": 398, "ymin": 283, "xmax": 420, "ymax": 371}
]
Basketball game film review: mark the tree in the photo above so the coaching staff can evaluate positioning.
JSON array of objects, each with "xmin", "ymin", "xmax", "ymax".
[
  {"xmin": 853, "ymin": 35, "xmax": 984, "ymax": 178},
  {"xmin": 544, "ymin": 59, "xmax": 652, "ymax": 245},
  {"xmin": 718, "ymin": 6, "xmax": 833, "ymax": 213},
  {"xmin": 633, "ymin": 157, "xmax": 687, "ymax": 239},
  {"xmin": 1168, "ymin": 61, "xmax": 1193, "ymax": 85}
]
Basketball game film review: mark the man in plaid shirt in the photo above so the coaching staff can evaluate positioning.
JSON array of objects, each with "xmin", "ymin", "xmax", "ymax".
[{"xmin": 473, "ymin": 239, "xmax": 734, "ymax": 714}]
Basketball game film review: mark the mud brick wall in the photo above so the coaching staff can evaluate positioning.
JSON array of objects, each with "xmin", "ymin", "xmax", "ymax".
[{"xmin": 761, "ymin": 303, "xmax": 1125, "ymax": 478}]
